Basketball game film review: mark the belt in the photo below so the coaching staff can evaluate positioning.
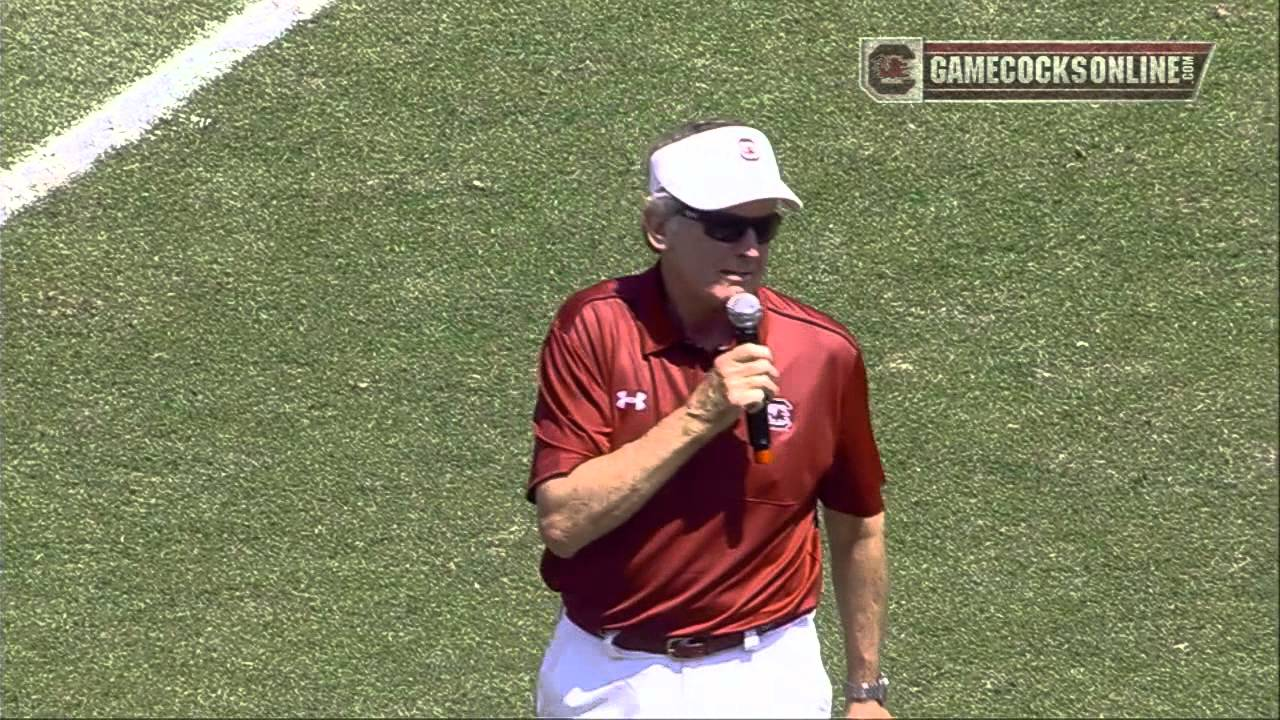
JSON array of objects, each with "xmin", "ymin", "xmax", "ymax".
[{"xmin": 601, "ymin": 612, "xmax": 803, "ymax": 660}]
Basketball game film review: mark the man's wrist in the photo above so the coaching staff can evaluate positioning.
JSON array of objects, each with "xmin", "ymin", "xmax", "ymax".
[
  {"xmin": 843, "ymin": 673, "xmax": 888, "ymax": 705},
  {"xmin": 677, "ymin": 402, "xmax": 721, "ymax": 438},
  {"xmin": 681, "ymin": 376, "xmax": 733, "ymax": 433}
]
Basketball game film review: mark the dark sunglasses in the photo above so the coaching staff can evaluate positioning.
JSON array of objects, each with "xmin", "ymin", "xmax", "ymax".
[{"xmin": 676, "ymin": 206, "xmax": 783, "ymax": 244}]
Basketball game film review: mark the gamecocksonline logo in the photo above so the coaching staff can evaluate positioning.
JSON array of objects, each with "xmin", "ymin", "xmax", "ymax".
[{"xmin": 860, "ymin": 38, "xmax": 1214, "ymax": 103}]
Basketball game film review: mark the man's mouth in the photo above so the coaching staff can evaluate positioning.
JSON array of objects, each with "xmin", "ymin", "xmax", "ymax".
[{"xmin": 720, "ymin": 270, "xmax": 754, "ymax": 282}]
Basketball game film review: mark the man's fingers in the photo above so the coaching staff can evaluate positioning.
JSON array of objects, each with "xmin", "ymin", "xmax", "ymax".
[
  {"xmin": 725, "ymin": 374, "xmax": 777, "ymax": 392},
  {"xmin": 730, "ymin": 358, "xmax": 778, "ymax": 379},
  {"xmin": 708, "ymin": 344, "xmax": 781, "ymax": 416},
  {"xmin": 714, "ymin": 353, "xmax": 777, "ymax": 377},
  {"xmin": 744, "ymin": 389, "xmax": 776, "ymax": 413},
  {"xmin": 714, "ymin": 345, "xmax": 778, "ymax": 385},
  {"xmin": 743, "ymin": 389, "xmax": 769, "ymax": 413},
  {"xmin": 727, "ymin": 376, "xmax": 780, "ymax": 412},
  {"xmin": 725, "ymin": 343, "xmax": 772, "ymax": 363}
]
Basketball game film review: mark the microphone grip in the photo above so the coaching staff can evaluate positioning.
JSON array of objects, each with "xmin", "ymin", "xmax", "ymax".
[
  {"xmin": 746, "ymin": 408, "xmax": 772, "ymax": 463},
  {"xmin": 734, "ymin": 327, "xmax": 773, "ymax": 464}
]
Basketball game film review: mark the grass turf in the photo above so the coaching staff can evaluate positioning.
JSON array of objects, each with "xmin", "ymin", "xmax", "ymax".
[
  {"xmin": 1, "ymin": 0, "xmax": 1277, "ymax": 716},
  {"xmin": 0, "ymin": 0, "xmax": 248, "ymax": 167}
]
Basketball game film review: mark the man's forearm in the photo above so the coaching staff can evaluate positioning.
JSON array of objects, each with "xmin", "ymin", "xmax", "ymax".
[
  {"xmin": 537, "ymin": 403, "xmax": 722, "ymax": 558},
  {"xmin": 825, "ymin": 509, "xmax": 888, "ymax": 684}
]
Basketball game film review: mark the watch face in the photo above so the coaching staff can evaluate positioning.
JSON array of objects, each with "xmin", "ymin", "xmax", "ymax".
[{"xmin": 846, "ymin": 677, "xmax": 888, "ymax": 702}]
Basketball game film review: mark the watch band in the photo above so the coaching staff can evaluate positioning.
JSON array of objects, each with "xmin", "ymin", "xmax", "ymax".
[{"xmin": 844, "ymin": 673, "xmax": 889, "ymax": 705}]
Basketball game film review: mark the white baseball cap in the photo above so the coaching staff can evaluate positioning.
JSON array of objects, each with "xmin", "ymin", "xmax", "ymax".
[{"xmin": 648, "ymin": 125, "xmax": 803, "ymax": 211}]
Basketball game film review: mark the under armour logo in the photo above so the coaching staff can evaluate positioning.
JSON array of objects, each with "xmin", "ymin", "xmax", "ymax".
[{"xmin": 616, "ymin": 390, "xmax": 648, "ymax": 410}]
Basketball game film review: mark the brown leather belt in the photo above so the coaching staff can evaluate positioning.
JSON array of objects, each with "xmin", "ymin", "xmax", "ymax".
[{"xmin": 603, "ymin": 612, "xmax": 803, "ymax": 660}]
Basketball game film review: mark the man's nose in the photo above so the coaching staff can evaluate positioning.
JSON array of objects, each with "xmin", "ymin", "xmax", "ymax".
[{"xmin": 735, "ymin": 229, "xmax": 763, "ymax": 255}]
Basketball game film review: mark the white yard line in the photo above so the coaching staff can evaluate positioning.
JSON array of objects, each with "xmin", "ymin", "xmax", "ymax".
[{"xmin": 0, "ymin": 0, "xmax": 336, "ymax": 227}]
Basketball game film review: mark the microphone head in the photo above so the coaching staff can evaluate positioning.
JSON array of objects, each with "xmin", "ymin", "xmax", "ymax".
[{"xmin": 725, "ymin": 292, "xmax": 763, "ymax": 331}]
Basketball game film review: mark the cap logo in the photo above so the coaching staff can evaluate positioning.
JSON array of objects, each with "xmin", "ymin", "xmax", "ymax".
[{"xmin": 738, "ymin": 138, "xmax": 760, "ymax": 161}]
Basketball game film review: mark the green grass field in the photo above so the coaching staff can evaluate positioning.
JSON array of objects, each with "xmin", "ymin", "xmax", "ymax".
[
  {"xmin": 0, "ymin": 0, "xmax": 248, "ymax": 168},
  {"xmin": 2, "ymin": 0, "xmax": 1277, "ymax": 716}
]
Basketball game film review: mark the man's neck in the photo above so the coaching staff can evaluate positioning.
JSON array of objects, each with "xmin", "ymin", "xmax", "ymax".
[
  {"xmin": 660, "ymin": 267, "xmax": 735, "ymax": 352},
  {"xmin": 674, "ymin": 304, "xmax": 734, "ymax": 352}
]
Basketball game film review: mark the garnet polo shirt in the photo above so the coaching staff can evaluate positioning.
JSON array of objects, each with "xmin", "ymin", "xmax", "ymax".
[{"xmin": 528, "ymin": 263, "xmax": 885, "ymax": 638}]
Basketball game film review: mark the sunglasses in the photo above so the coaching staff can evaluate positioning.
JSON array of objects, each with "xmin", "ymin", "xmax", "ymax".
[{"xmin": 676, "ymin": 206, "xmax": 783, "ymax": 244}]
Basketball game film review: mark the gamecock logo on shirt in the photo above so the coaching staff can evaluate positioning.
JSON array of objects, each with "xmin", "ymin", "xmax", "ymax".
[{"xmin": 766, "ymin": 398, "xmax": 794, "ymax": 431}]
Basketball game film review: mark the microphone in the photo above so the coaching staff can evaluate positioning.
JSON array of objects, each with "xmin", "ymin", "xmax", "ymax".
[{"xmin": 725, "ymin": 292, "xmax": 773, "ymax": 465}]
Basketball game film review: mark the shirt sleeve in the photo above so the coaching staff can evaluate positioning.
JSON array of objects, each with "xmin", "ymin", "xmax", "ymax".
[
  {"xmin": 817, "ymin": 345, "xmax": 886, "ymax": 516},
  {"xmin": 526, "ymin": 318, "xmax": 613, "ymax": 502}
]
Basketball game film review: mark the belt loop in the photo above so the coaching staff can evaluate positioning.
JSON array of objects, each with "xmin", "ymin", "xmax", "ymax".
[
  {"xmin": 743, "ymin": 629, "xmax": 761, "ymax": 652},
  {"xmin": 601, "ymin": 630, "xmax": 625, "ymax": 659}
]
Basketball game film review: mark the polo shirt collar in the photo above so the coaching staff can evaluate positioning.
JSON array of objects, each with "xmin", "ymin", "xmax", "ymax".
[{"xmin": 627, "ymin": 262, "xmax": 771, "ymax": 356}]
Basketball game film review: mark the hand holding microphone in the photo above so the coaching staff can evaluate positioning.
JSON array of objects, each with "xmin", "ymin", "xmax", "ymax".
[
  {"xmin": 726, "ymin": 293, "xmax": 775, "ymax": 464},
  {"xmin": 683, "ymin": 293, "xmax": 778, "ymax": 463}
]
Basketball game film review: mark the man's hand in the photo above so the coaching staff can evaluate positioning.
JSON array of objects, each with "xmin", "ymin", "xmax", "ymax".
[
  {"xmin": 534, "ymin": 342, "xmax": 780, "ymax": 558},
  {"xmin": 845, "ymin": 700, "xmax": 892, "ymax": 719},
  {"xmin": 685, "ymin": 343, "xmax": 779, "ymax": 430}
]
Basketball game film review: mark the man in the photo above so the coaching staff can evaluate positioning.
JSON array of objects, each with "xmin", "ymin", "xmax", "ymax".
[{"xmin": 527, "ymin": 119, "xmax": 891, "ymax": 719}]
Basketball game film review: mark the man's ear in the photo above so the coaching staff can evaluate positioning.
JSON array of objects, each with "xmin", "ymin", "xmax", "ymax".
[{"xmin": 642, "ymin": 202, "xmax": 671, "ymax": 254}]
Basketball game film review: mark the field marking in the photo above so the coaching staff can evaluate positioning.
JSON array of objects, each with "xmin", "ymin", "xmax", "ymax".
[{"xmin": 0, "ymin": 0, "xmax": 336, "ymax": 227}]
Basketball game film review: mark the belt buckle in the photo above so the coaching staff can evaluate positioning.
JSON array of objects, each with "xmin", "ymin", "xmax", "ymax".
[{"xmin": 665, "ymin": 635, "xmax": 710, "ymax": 659}]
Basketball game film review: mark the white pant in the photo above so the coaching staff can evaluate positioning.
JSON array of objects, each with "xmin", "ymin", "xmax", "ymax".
[{"xmin": 535, "ymin": 610, "xmax": 832, "ymax": 718}]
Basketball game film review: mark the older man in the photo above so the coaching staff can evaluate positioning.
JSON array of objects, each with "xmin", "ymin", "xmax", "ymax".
[{"xmin": 528, "ymin": 120, "xmax": 891, "ymax": 719}]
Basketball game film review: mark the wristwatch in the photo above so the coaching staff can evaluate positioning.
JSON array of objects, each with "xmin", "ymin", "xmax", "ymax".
[{"xmin": 844, "ymin": 674, "xmax": 889, "ymax": 705}]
